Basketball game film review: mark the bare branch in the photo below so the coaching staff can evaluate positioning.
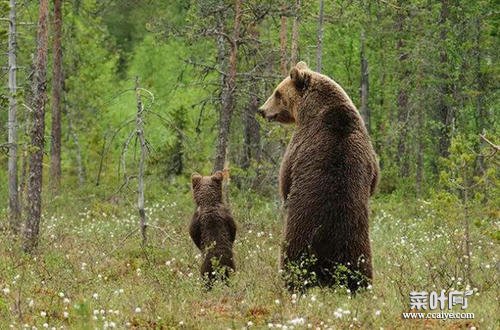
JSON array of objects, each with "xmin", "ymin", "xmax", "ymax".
[
  {"xmin": 480, "ymin": 134, "xmax": 499, "ymax": 152},
  {"xmin": 185, "ymin": 58, "xmax": 227, "ymax": 76}
]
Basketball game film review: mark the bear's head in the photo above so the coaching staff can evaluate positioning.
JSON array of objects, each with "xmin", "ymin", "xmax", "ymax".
[
  {"xmin": 191, "ymin": 171, "xmax": 224, "ymax": 207},
  {"xmin": 258, "ymin": 61, "xmax": 311, "ymax": 124}
]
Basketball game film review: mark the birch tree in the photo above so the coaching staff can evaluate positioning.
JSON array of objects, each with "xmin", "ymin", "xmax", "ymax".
[{"xmin": 7, "ymin": 0, "xmax": 20, "ymax": 232}]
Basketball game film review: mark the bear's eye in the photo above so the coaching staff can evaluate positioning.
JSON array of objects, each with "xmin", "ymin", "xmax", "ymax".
[{"xmin": 275, "ymin": 90, "xmax": 281, "ymax": 100}]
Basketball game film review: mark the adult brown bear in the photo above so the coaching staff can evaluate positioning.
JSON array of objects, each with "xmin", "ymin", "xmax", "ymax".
[{"xmin": 259, "ymin": 62, "xmax": 379, "ymax": 292}]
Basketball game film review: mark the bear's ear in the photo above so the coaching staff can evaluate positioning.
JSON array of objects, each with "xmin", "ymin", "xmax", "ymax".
[
  {"xmin": 290, "ymin": 63, "xmax": 310, "ymax": 90},
  {"xmin": 191, "ymin": 173, "xmax": 202, "ymax": 188},
  {"xmin": 295, "ymin": 61, "xmax": 309, "ymax": 70},
  {"xmin": 212, "ymin": 170, "xmax": 223, "ymax": 183}
]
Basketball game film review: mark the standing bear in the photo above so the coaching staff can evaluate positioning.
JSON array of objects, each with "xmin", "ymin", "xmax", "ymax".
[
  {"xmin": 259, "ymin": 62, "xmax": 379, "ymax": 292},
  {"xmin": 190, "ymin": 171, "xmax": 236, "ymax": 287}
]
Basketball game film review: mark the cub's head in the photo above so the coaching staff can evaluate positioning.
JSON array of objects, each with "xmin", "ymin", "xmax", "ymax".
[
  {"xmin": 258, "ymin": 61, "xmax": 311, "ymax": 124},
  {"xmin": 191, "ymin": 171, "xmax": 224, "ymax": 207}
]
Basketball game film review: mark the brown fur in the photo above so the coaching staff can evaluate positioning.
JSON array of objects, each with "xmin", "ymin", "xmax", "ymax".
[
  {"xmin": 259, "ymin": 62, "xmax": 379, "ymax": 291},
  {"xmin": 190, "ymin": 171, "xmax": 236, "ymax": 286}
]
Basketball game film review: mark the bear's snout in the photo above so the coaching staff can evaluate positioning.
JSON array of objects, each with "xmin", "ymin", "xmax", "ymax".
[
  {"xmin": 257, "ymin": 108, "xmax": 265, "ymax": 118},
  {"xmin": 257, "ymin": 106, "xmax": 279, "ymax": 122}
]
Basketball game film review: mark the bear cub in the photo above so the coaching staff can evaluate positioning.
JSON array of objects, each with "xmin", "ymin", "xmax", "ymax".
[{"xmin": 190, "ymin": 171, "xmax": 236, "ymax": 286}]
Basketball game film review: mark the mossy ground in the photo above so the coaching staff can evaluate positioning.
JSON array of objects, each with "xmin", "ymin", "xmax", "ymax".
[{"xmin": 0, "ymin": 187, "xmax": 497, "ymax": 329}]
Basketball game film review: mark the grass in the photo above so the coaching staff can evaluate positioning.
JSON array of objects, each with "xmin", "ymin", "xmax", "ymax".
[{"xmin": 0, "ymin": 186, "xmax": 498, "ymax": 329}]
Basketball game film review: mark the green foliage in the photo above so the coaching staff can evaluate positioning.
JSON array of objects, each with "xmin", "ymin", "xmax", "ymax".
[{"xmin": 282, "ymin": 254, "xmax": 319, "ymax": 291}]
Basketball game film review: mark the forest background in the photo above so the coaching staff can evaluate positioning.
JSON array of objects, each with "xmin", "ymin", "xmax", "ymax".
[{"xmin": 0, "ymin": 0, "xmax": 498, "ymax": 328}]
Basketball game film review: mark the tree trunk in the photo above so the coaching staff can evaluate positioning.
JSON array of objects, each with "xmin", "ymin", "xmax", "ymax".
[
  {"xmin": 415, "ymin": 53, "xmax": 425, "ymax": 195},
  {"xmin": 213, "ymin": 0, "xmax": 241, "ymax": 172},
  {"xmin": 67, "ymin": 0, "xmax": 85, "ymax": 185},
  {"xmin": 242, "ymin": 90, "xmax": 261, "ymax": 169},
  {"xmin": 135, "ymin": 77, "xmax": 147, "ymax": 246},
  {"xmin": 169, "ymin": 107, "xmax": 185, "ymax": 177},
  {"xmin": 290, "ymin": 0, "xmax": 301, "ymax": 66},
  {"xmin": 461, "ymin": 176, "xmax": 472, "ymax": 284},
  {"xmin": 50, "ymin": 0, "xmax": 63, "ymax": 192},
  {"xmin": 316, "ymin": 0, "xmax": 324, "ymax": 73},
  {"xmin": 395, "ymin": 3, "xmax": 410, "ymax": 177},
  {"xmin": 24, "ymin": 0, "xmax": 49, "ymax": 253},
  {"xmin": 436, "ymin": 0, "xmax": 453, "ymax": 158},
  {"xmin": 416, "ymin": 107, "xmax": 424, "ymax": 196},
  {"xmin": 7, "ymin": 0, "xmax": 21, "ymax": 233},
  {"xmin": 474, "ymin": 17, "xmax": 486, "ymax": 176},
  {"xmin": 19, "ymin": 104, "xmax": 30, "ymax": 209},
  {"xmin": 279, "ymin": 4, "xmax": 288, "ymax": 75},
  {"xmin": 242, "ymin": 22, "xmax": 261, "ymax": 171},
  {"xmin": 359, "ymin": 31, "xmax": 370, "ymax": 133},
  {"xmin": 67, "ymin": 104, "xmax": 85, "ymax": 185}
]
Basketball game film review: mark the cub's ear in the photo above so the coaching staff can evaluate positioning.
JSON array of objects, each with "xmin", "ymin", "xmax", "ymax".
[
  {"xmin": 191, "ymin": 173, "xmax": 202, "ymax": 188},
  {"xmin": 212, "ymin": 170, "xmax": 224, "ymax": 183},
  {"xmin": 295, "ymin": 61, "xmax": 309, "ymax": 70},
  {"xmin": 290, "ymin": 63, "xmax": 310, "ymax": 90}
]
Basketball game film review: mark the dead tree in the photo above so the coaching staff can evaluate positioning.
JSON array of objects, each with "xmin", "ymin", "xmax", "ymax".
[
  {"xmin": 213, "ymin": 0, "xmax": 242, "ymax": 172},
  {"xmin": 50, "ymin": 0, "xmax": 63, "ymax": 192},
  {"xmin": 135, "ymin": 78, "xmax": 148, "ymax": 246},
  {"xmin": 118, "ymin": 78, "xmax": 152, "ymax": 246},
  {"xmin": 24, "ymin": 0, "xmax": 49, "ymax": 253},
  {"xmin": 316, "ymin": 0, "xmax": 324, "ymax": 73},
  {"xmin": 7, "ymin": 0, "xmax": 21, "ymax": 232}
]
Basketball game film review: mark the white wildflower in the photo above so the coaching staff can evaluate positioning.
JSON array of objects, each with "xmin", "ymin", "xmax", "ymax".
[{"xmin": 288, "ymin": 317, "xmax": 305, "ymax": 325}]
